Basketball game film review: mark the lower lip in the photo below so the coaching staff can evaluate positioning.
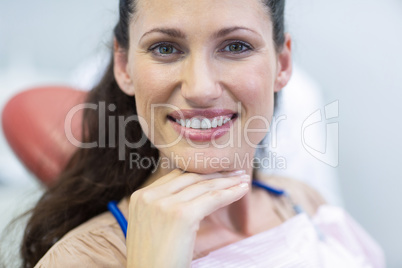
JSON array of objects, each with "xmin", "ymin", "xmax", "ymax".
[{"xmin": 169, "ymin": 117, "xmax": 237, "ymax": 142}]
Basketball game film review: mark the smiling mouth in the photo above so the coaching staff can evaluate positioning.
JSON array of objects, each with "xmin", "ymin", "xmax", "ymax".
[{"xmin": 167, "ymin": 113, "xmax": 238, "ymax": 130}]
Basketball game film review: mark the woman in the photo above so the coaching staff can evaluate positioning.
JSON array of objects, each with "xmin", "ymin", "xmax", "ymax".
[{"xmin": 22, "ymin": 0, "xmax": 384, "ymax": 267}]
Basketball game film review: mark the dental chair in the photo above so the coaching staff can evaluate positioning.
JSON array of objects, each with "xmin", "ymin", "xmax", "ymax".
[{"xmin": 1, "ymin": 86, "xmax": 86, "ymax": 186}]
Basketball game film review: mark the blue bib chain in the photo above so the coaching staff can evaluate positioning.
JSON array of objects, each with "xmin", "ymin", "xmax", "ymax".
[{"xmin": 107, "ymin": 201, "xmax": 128, "ymax": 237}]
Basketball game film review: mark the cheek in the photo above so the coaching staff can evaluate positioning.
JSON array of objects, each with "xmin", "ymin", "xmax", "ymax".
[
  {"xmin": 131, "ymin": 61, "xmax": 179, "ymax": 142},
  {"xmin": 132, "ymin": 61, "xmax": 176, "ymax": 116},
  {"xmin": 227, "ymin": 59, "xmax": 276, "ymax": 115},
  {"xmin": 225, "ymin": 59, "xmax": 276, "ymax": 144}
]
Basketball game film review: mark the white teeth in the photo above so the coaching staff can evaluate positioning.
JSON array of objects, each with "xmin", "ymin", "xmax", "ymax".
[
  {"xmin": 211, "ymin": 118, "xmax": 218, "ymax": 128},
  {"xmin": 190, "ymin": 118, "xmax": 201, "ymax": 129},
  {"xmin": 217, "ymin": 117, "xmax": 223, "ymax": 127},
  {"xmin": 201, "ymin": 118, "xmax": 212, "ymax": 129},
  {"xmin": 175, "ymin": 115, "xmax": 234, "ymax": 129}
]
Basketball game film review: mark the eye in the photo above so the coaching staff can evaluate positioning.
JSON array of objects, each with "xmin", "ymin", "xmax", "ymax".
[
  {"xmin": 221, "ymin": 41, "xmax": 252, "ymax": 53},
  {"xmin": 149, "ymin": 42, "xmax": 181, "ymax": 56}
]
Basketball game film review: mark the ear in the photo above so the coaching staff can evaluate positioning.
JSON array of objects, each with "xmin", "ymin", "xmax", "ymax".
[
  {"xmin": 274, "ymin": 33, "xmax": 293, "ymax": 92},
  {"xmin": 113, "ymin": 38, "xmax": 135, "ymax": 96}
]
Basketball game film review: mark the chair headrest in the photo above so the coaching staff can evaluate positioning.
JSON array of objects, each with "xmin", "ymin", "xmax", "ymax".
[{"xmin": 2, "ymin": 86, "xmax": 87, "ymax": 186}]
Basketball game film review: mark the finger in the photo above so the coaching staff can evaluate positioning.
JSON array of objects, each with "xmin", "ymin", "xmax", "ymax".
[
  {"xmin": 131, "ymin": 169, "xmax": 184, "ymax": 204},
  {"xmin": 135, "ymin": 169, "xmax": 247, "ymax": 203},
  {"xmin": 167, "ymin": 175, "xmax": 251, "ymax": 203},
  {"xmin": 184, "ymin": 182, "xmax": 250, "ymax": 221},
  {"xmin": 151, "ymin": 170, "xmax": 247, "ymax": 195},
  {"xmin": 145, "ymin": 168, "xmax": 185, "ymax": 188}
]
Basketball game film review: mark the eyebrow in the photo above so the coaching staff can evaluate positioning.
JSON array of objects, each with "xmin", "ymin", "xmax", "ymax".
[{"xmin": 139, "ymin": 26, "xmax": 260, "ymax": 42}]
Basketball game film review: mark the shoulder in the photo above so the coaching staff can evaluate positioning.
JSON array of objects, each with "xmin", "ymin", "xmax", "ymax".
[
  {"xmin": 34, "ymin": 198, "xmax": 129, "ymax": 268},
  {"xmin": 254, "ymin": 170, "xmax": 327, "ymax": 217}
]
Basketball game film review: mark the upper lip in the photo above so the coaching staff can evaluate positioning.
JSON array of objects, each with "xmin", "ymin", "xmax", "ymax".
[{"xmin": 168, "ymin": 109, "xmax": 237, "ymax": 120}]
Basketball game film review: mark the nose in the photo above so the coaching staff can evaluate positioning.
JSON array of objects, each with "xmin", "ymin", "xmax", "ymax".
[{"xmin": 180, "ymin": 53, "xmax": 222, "ymax": 106}]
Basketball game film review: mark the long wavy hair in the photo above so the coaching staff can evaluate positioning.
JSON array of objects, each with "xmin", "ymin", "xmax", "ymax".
[{"xmin": 20, "ymin": 0, "xmax": 286, "ymax": 266}]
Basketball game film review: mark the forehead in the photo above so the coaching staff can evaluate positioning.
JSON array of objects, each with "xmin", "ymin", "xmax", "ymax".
[{"xmin": 132, "ymin": 0, "xmax": 272, "ymax": 39}]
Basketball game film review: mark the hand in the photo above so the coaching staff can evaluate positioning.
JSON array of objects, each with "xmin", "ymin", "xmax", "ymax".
[{"xmin": 126, "ymin": 168, "xmax": 250, "ymax": 268}]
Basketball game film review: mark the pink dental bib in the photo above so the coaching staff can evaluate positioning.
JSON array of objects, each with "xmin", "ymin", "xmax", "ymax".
[{"xmin": 191, "ymin": 205, "xmax": 385, "ymax": 268}]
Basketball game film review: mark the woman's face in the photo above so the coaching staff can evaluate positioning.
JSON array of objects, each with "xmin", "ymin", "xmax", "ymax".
[{"xmin": 115, "ymin": 0, "xmax": 292, "ymax": 174}]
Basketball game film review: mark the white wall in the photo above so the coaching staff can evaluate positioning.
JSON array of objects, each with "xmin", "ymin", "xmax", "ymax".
[
  {"xmin": 0, "ymin": 0, "xmax": 401, "ymax": 266},
  {"xmin": 286, "ymin": 0, "xmax": 402, "ymax": 266}
]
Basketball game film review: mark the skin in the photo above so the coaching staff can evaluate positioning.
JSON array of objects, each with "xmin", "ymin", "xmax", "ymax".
[{"xmin": 114, "ymin": 0, "xmax": 292, "ymax": 266}]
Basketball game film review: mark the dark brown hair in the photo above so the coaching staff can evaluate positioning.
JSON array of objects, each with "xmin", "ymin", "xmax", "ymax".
[{"xmin": 21, "ymin": 0, "xmax": 286, "ymax": 266}]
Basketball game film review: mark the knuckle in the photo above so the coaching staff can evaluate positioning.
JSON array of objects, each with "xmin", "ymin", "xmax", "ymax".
[
  {"xmin": 198, "ymin": 180, "xmax": 216, "ymax": 190},
  {"xmin": 154, "ymin": 199, "xmax": 170, "ymax": 212},
  {"xmin": 208, "ymin": 189, "xmax": 224, "ymax": 198},
  {"xmin": 130, "ymin": 191, "xmax": 137, "ymax": 200},
  {"xmin": 172, "ymin": 205, "xmax": 185, "ymax": 217},
  {"xmin": 130, "ymin": 191, "xmax": 140, "ymax": 202},
  {"xmin": 171, "ymin": 204, "xmax": 192, "ymax": 221},
  {"xmin": 135, "ymin": 190, "xmax": 154, "ymax": 205}
]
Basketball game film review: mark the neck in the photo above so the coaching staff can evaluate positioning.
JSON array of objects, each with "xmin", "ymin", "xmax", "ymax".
[{"xmin": 202, "ymin": 185, "xmax": 254, "ymax": 235}]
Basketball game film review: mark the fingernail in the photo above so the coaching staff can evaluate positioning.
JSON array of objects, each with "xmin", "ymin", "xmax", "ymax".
[
  {"xmin": 240, "ymin": 174, "xmax": 250, "ymax": 181},
  {"xmin": 228, "ymin": 170, "xmax": 246, "ymax": 175}
]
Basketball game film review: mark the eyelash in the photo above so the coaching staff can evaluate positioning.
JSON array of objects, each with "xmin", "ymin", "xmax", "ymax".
[
  {"xmin": 219, "ymin": 41, "xmax": 253, "ymax": 54},
  {"xmin": 148, "ymin": 40, "xmax": 253, "ymax": 57},
  {"xmin": 148, "ymin": 42, "xmax": 182, "ymax": 57}
]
